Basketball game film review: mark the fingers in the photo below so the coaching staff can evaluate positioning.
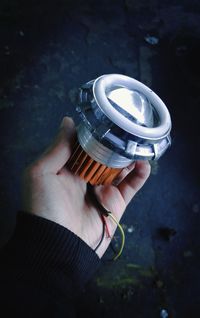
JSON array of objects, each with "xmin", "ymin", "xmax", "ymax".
[
  {"xmin": 32, "ymin": 117, "xmax": 76, "ymax": 175},
  {"xmin": 94, "ymin": 185, "xmax": 126, "ymax": 218},
  {"xmin": 93, "ymin": 161, "xmax": 150, "ymax": 220},
  {"xmin": 112, "ymin": 162, "xmax": 135, "ymax": 186},
  {"xmin": 117, "ymin": 161, "xmax": 151, "ymax": 206}
]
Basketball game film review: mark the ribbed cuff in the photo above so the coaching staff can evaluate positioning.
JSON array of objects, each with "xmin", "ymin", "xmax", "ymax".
[{"xmin": 0, "ymin": 212, "xmax": 101, "ymax": 300}]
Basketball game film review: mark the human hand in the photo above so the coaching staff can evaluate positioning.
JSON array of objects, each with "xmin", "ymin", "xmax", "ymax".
[{"xmin": 23, "ymin": 117, "xmax": 151, "ymax": 258}]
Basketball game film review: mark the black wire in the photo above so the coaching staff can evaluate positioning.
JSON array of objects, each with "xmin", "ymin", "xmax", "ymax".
[
  {"xmin": 87, "ymin": 183, "xmax": 109, "ymax": 216},
  {"xmin": 87, "ymin": 183, "xmax": 108, "ymax": 252},
  {"xmin": 94, "ymin": 220, "xmax": 105, "ymax": 252},
  {"xmin": 87, "ymin": 183, "xmax": 123, "ymax": 259}
]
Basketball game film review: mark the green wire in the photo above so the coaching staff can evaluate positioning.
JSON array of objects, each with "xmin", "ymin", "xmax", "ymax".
[{"xmin": 108, "ymin": 212, "xmax": 125, "ymax": 261}]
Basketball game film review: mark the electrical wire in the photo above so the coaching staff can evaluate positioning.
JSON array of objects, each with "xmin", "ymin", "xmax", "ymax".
[
  {"xmin": 87, "ymin": 183, "xmax": 125, "ymax": 259},
  {"xmin": 102, "ymin": 214, "xmax": 111, "ymax": 238},
  {"xmin": 107, "ymin": 212, "xmax": 125, "ymax": 260},
  {"xmin": 94, "ymin": 217, "xmax": 105, "ymax": 252}
]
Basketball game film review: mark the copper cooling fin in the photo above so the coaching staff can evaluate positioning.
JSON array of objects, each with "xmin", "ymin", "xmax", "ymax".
[{"xmin": 67, "ymin": 143, "xmax": 123, "ymax": 185}]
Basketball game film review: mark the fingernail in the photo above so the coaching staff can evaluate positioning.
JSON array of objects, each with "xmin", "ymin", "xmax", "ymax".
[
  {"xmin": 60, "ymin": 116, "xmax": 73, "ymax": 128},
  {"xmin": 60, "ymin": 117, "xmax": 65, "ymax": 128}
]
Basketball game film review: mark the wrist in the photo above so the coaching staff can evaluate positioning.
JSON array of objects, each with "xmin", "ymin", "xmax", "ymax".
[{"xmin": 1, "ymin": 212, "xmax": 101, "ymax": 298}]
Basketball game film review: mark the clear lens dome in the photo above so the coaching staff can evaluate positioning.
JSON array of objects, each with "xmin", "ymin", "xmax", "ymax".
[{"xmin": 107, "ymin": 87, "xmax": 155, "ymax": 128}]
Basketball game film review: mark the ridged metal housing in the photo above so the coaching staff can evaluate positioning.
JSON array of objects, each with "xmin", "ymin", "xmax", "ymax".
[{"xmin": 68, "ymin": 74, "xmax": 172, "ymax": 185}]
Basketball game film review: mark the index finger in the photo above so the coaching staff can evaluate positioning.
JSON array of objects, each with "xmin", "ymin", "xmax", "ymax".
[{"xmin": 33, "ymin": 117, "xmax": 76, "ymax": 175}]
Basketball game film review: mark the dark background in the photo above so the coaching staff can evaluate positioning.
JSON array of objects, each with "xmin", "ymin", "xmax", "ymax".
[{"xmin": 0, "ymin": 0, "xmax": 200, "ymax": 317}]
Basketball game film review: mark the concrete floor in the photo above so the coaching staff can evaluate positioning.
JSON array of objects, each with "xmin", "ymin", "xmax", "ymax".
[{"xmin": 0, "ymin": 1, "xmax": 200, "ymax": 317}]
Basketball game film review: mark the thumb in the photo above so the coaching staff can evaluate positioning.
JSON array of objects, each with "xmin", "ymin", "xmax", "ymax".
[{"xmin": 38, "ymin": 116, "xmax": 76, "ymax": 173}]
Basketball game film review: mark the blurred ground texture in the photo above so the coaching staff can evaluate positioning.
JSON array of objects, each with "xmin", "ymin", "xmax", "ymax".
[{"xmin": 0, "ymin": 0, "xmax": 200, "ymax": 317}]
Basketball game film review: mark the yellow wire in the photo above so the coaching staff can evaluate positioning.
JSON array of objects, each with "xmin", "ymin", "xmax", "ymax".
[{"xmin": 108, "ymin": 212, "xmax": 125, "ymax": 261}]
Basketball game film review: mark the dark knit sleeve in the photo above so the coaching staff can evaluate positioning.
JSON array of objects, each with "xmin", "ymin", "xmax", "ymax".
[{"xmin": 0, "ymin": 211, "xmax": 101, "ymax": 317}]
